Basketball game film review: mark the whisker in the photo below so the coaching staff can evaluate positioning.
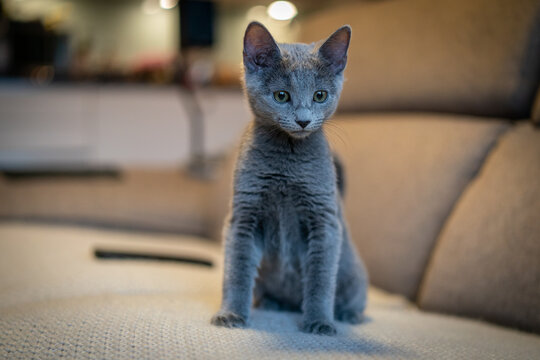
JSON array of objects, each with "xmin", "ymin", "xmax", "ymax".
[{"xmin": 323, "ymin": 122, "xmax": 349, "ymax": 150}]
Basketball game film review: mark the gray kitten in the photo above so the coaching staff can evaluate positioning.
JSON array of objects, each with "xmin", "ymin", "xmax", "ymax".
[{"xmin": 211, "ymin": 22, "xmax": 368, "ymax": 336}]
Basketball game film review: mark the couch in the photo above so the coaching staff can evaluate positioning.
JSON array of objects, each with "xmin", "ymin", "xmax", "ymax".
[{"xmin": 1, "ymin": 0, "xmax": 540, "ymax": 358}]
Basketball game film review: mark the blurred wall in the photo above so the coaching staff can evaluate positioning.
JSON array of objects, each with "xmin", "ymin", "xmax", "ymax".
[
  {"xmin": 3, "ymin": 0, "xmax": 301, "ymax": 72},
  {"xmin": 70, "ymin": 0, "xmax": 179, "ymax": 71},
  {"xmin": 0, "ymin": 84, "xmax": 251, "ymax": 167},
  {"xmin": 3, "ymin": 0, "xmax": 179, "ymax": 71},
  {"xmin": 214, "ymin": 4, "xmax": 300, "ymax": 68}
]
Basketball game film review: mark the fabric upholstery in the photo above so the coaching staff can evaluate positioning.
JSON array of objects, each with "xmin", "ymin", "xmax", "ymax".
[
  {"xmin": 418, "ymin": 123, "xmax": 540, "ymax": 333},
  {"xmin": 1, "ymin": 223, "xmax": 539, "ymax": 359},
  {"xmin": 327, "ymin": 114, "xmax": 508, "ymax": 299},
  {"xmin": 532, "ymin": 88, "xmax": 540, "ymax": 124},
  {"xmin": 0, "ymin": 168, "xmax": 214, "ymax": 237},
  {"xmin": 300, "ymin": 0, "xmax": 540, "ymax": 118}
]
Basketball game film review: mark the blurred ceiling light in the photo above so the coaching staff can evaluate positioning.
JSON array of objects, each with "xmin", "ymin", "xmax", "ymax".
[
  {"xmin": 267, "ymin": 1, "xmax": 297, "ymax": 21},
  {"xmin": 142, "ymin": 0, "xmax": 160, "ymax": 15},
  {"xmin": 160, "ymin": 0, "xmax": 178, "ymax": 10}
]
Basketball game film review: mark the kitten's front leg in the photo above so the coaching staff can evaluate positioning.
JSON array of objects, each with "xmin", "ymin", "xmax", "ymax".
[
  {"xmin": 211, "ymin": 211, "xmax": 261, "ymax": 329},
  {"xmin": 301, "ymin": 210, "xmax": 342, "ymax": 336}
]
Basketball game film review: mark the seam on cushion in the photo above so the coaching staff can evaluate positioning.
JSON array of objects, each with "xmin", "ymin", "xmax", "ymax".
[
  {"xmin": 0, "ymin": 216, "xmax": 210, "ymax": 239},
  {"xmin": 532, "ymin": 84, "xmax": 540, "ymax": 125},
  {"xmin": 413, "ymin": 122, "xmax": 513, "ymax": 304},
  {"xmin": 521, "ymin": 8, "xmax": 540, "ymax": 120}
]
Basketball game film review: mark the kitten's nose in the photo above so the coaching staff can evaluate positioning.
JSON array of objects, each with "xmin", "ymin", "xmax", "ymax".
[{"xmin": 296, "ymin": 120, "xmax": 311, "ymax": 129}]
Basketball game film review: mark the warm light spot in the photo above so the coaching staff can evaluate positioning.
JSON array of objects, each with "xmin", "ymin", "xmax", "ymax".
[
  {"xmin": 160, "ymin": 0, "xmax": 178, "ymax": 10},
  {"xmin": 267, "ymin": 1, "xmax": 297, "ymax": 21}
]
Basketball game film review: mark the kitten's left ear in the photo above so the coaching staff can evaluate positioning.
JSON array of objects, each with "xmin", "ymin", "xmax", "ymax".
[{"xmin": 318, "ymin": 25, "xmax": 351, "ymax": 74}]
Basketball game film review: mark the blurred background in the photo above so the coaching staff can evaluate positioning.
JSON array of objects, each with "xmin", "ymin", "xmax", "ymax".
[
  {"xmin": 0, "ymin": 0, "xmax": 340, "ymax": 170},
  {"xmin": 0, "ymin": 0, "xmax": 539, "ymax": 340}
]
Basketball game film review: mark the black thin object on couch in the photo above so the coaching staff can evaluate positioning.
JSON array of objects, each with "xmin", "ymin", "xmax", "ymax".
[
  {"xmin": 2, "ymin": 167, "xmax": 121, "ymax": 180},
  {"xmin": 94, "ymin": 248, "xmax": 213, "ymax": 267}
]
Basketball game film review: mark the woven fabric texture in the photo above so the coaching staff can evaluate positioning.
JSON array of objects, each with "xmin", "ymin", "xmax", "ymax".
[
  {"xmin": 1, "ymin": 223, "xmax": 539, "ymax": 359},
  {"xmin": 326, "ymin": 114, "xmax": 508, "ymax": 299},
  {"xmin": 419, "ymin": 123, "xmax": 540, "ymax": 333}
]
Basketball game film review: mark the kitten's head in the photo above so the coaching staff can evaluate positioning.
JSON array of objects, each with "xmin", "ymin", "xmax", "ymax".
[{"xmin": 242, "ymin": 22, "xmax": 351, "ymax": 139}]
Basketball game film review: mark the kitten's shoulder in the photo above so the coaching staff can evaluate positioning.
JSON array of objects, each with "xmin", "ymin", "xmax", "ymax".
[{"xmin": 233, "ymin": 122, "xmax": 257, "ymax": 167}]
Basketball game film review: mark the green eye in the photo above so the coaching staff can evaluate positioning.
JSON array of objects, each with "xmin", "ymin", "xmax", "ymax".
[
  {"xmin": 313, "ymin": 90, "xmax": 328, "ymax": 103},
  {"xmin": 273, "ymin": 91, "xmax": 290, "ymax": 103}
]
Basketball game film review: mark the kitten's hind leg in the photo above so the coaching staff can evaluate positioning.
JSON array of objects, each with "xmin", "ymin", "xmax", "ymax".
[
  {"xmin": 334, "ymin": 262, "xmax": 367, "ymax": 324},
  {"xmin": 335, "ymin": 306, "xmax": 365, "ymax": 324},
  {"xmin": 255, "ymin": 293, "xmax": 301, "ymax": 312},
  {"xmin": 255, "ymin": 294, "xmax": 285, "ymax": 311}
]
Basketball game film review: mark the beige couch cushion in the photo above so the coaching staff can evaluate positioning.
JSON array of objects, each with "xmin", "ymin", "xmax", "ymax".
[
  {"xmin": 0, "ymin": 168, "xmax": 213, "ymax": 237},
  {"xmin": 418, "ymin": 123, "xmax": 540, "ymax": 333},
  {"xmin": 300, "ymin": 0, "xmax": 540, "ymax": 118},
  {"xmin": 532, "ymin": 88, "xmax": 540, "ymax": 125},
  {"xmin": 328, "ymin": 114, "xmax": 508, "ymax": 299},
  {"xmin": 1, "ymin": 223, "xmax": 539, "ymax": 359}
]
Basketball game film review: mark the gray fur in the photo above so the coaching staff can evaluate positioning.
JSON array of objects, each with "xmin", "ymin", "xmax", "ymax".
[{"xmin": 211, "ymin": 22, "xmax": 368, "ymax": 336}]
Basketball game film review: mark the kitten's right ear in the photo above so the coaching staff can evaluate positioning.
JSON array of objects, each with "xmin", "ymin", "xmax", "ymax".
[
  {"xmin": 318, "ymin": 25, "xmax": 351, "ymax": 74},
  {"xmin": 243, "ymin": 22, "xmax": 281, "ymax": 71}
]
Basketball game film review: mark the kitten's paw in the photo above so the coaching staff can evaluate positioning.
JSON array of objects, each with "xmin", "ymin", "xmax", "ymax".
[
  {"xmin": 335, "ymin": 309, "xmax": 364, "ymax": 324},
  {"xmin": 211, "ymin": 311, "xmax": 247, "ymax": 328},
  {"xmin": 301, "ymin": 319, "xmax": 337, "ymax": 336}
]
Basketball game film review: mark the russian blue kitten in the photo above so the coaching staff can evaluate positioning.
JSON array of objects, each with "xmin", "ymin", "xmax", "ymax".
[{"xmin": 211, "ymin": 22, "xmax": 368, "ymax": 336}]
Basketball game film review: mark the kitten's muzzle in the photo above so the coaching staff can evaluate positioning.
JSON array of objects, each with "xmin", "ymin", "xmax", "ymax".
[{"xmin": 295, "ymin": 120, "xmax": 311, "ymax": 129}]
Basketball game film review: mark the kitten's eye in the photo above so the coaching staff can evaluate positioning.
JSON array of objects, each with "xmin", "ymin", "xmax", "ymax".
[
  {"xmin": 313, "ymin": 90, "xmax": 328, "ymax": 103},
  {"xmin": 273, "ymin": 91, "xmax": 290, "ymax": 103}
]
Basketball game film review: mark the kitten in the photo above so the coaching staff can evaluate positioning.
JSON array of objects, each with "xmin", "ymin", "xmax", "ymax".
[{"xmin": 211, "ymin": 22, "xmax": 368, "ymax": 336}]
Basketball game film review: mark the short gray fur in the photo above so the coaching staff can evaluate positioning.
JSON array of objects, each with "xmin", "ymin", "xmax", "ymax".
[{"xmin": 211, "ymin": 22, "xmax": 368, "ymax": 336}]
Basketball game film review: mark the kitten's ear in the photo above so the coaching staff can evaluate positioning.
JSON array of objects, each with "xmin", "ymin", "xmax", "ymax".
[
  {"xmin": 243, "ymin": 22, "xmax": 281, "ymax": 71},
  {"xmin": 318, "ymin": 25, "xmax": 351, "ymax": 74}
]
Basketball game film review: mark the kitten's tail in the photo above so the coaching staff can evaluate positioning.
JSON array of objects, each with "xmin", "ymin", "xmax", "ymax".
[{"xmin": 333, "ymin": 153, "xmax": 346, "ymax": 198}]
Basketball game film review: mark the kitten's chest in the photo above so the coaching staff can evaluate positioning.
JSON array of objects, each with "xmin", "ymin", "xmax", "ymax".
[
  {"xmin": 253, "ymin": 157, "xmax": 328, "ymax": 271},
  {"xmin": 257, "ymin": 154, "xmax": 331, "ymax": 195},
  {"xmin": 260, "ymin": 193, "xmax": 306, "ymax": 266},
  {"xmin": 262, "ymin": 172, "xmax": 300, "ymax": 199}
]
